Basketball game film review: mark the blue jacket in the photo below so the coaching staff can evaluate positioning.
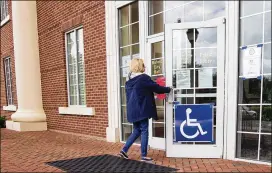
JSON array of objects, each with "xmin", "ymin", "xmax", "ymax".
[{"xmin": 125, "ymin": 74, "xmax": 171, "ymax": 123}]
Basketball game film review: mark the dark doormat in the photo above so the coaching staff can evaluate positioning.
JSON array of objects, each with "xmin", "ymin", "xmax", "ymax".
[{"xmin": 46, "ymin": 154, "xmax": 178, "ymax": 173}]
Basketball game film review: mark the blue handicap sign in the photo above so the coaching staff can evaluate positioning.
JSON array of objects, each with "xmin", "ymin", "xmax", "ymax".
[{"xmin": 174, "ymin": 104, "xmax": 213, "ymax": 142}]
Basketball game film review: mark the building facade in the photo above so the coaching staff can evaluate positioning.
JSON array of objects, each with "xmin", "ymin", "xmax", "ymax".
[{"xmin": 0, "ymin": 0, "xmax": 271, "ymax": 164}]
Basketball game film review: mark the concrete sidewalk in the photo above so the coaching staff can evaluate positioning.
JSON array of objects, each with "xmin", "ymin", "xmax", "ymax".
[{"xmin": 1, "ymin": 129, "xmax": 271, "ymax": 172}]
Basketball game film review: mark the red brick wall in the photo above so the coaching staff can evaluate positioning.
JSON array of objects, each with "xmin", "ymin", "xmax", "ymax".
[
  {"xmin": 36, "ymin": 1, "xmax": 108, "ymax": 138},
  {"xmin": 0, "ymin": 0, "xmax": 17, "ymax": 120}
]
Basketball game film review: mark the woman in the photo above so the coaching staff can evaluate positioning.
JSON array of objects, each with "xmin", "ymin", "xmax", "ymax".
[{"xmin": 118, "ymin": 58, "xmax": 171, "ymax": 162}]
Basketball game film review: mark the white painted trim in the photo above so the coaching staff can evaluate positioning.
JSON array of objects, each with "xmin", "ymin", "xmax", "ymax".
[
  {"xmin": 0, "ymin": 15, "xmax": 10, "ymax": 27},
  {"xmin": 234, "ymin": 158, "xmax": 271, "ymax": 166},
  {"xmin": 58, "ymin": 107, "xmax": 95, "ymax": 116},
  {"xmin": 3, "ymin": 105, "xmax": 17, "ymax": 112}
]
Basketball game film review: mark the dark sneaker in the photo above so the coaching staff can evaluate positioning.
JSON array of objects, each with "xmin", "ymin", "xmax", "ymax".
[
  {"xmin": 118, "ymin": 150, "xmax": 128, "ymax": 159},
  {"xmin": 141, "ymin": 157, "xmax": 153, "ymax": 163}
]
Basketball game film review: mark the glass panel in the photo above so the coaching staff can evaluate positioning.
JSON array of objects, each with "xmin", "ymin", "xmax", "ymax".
[
  {"xmin": 79, "ymin": 94, "xmax": 86, "ymax": 105},
  {"xmin": 132, "ymin": 44, "xmax": 139, "ymax": 56},
  {"xmin": 204, "ymin": 1, "xmax": 225, "ymax": 20},
  {"xmin": 264, "ymin": 12, "xmax": 271, "ymax": 42},
  {"xmin": 152, "ymin": 123, "xmax": 164, "ymax": 138},
  {"xmin": 237, "ymin": 105, "xmax": 260, "ymax": 132},
  {"xmin": 263, "ymin": 44, "xmax": 271, "ymax": 74},
  {"xmin": 165, "ymin": 6, "xmax": 184, "ymax": 24},
  {"xmin": 155, "ymin": 107, "xmax": 164, "ymax": 123},
  {"xmin": 131, "ymin": 23, "xmax": 139, "ymax": 44},
  {"xmin": 155, "ymin": 99, "xmax": 164, "ymax": 107},
  {"xmin": 120, "ymin": 68, "xmax": 128, "ymax": 86},
  {"xmin": 173, "ymin": 70, "xmax": 194, "ymax": 88},
  {"xmin": 151, "ymin": 59, "xmax": 163, "ymax": 75},
  {"xmin": 262, "ymin": 106, "xmax": 272, "ymax": 133},
  {"xmin": 265, "ymin": 1, "xmax": 271, "ymax": 11},
  {"xmin": 238, "ymin": 78, "xmax": 261, "ymax": 104},
  {"xmin": 151, "ymin": 42, "xmax": 163, "ymax": 59},
  {"xmin": 165, "ymin": 1, "xmax": 184, "ymax": 10},
  {"xmin": 240, "ymin": 1, "xmax": 263, "ymax": 17},
  {"xmin": 122, "ymin": 124, "xmax": 132, "ymax": 141},
  {"xmin": 260, "ymin": 135, "xmax": 272, "ymax": 162},
  {"xmin": 184, "ymin": 1, "xmax": 203, "ymax": 22},
  {"xmin": 121, "ymin": 87, "xmax": 126, "ymax": 105},
  {"xmin": 120, "ymin": 5, "xmax": 129, "ymax": 27},
  {"xmin": 173, "ymin": 50, "xmax": 193, "ymax": 69},
  {"xmin": 196, "ymin": 97, "xmax": 216, "ymax": 106},
  {"xmin": 175, "ymin": 97, "xmax": 194, "ymax": 104},
  {"xmin": 195, "ymin": 49, "xmax": 217, "ymax": 68},
  {"xmin": 263, "ymin": 75, "xmax": 272, "ymax": 103},
  {"xmin": 120, "ymin": 47, "xmax": 130, "ymax": 57},
  {"xmin": 195, "ymin": 69, "xmax": 217, "ymax": 88},
  {"xmin": 149, "ymin": 13, "xmax": 164, "ymax": 35},
  {"xmin": 195, "ymin": 28, "xmax": 217, "ymax": 48},
  {"xmin": 120, "ymin": 26, "xmax": 129, "ymax": 47},
  {"xmin": 236, "ymin": 133, "xmax": 258, "ymax": 160},
  {"xmin": 148, "ymin": 0, "xmax": 163, "ymax": 15},
  {"xmin": 70, "ymin": 96, "xmax": 77, "ymax": 105},
  {"xmin": 131, "ymin": 2, "xmax": 139, "ymax": 23},
  {"xmin": 121, "ymin": 106, "xmax": 128, "ymax": 123},
  {"xmin": 240, "ymin": 14, "xmax": 263, "ymax": 46}
]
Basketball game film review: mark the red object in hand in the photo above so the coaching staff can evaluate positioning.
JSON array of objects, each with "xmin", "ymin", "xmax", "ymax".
[{"xmin": 156, "ymin": 77, "xmax": 166, "ymax": 100}]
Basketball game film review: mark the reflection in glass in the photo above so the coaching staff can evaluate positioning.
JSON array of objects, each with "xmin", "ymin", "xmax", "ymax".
[
  {"xmin": 131, "ymin": 2, "xmax": 139, "ymax": 23},
  {"xmin": 165, "ymin": 6, "xmax": 184, "ymax": 24},
  {"xmin": 151, "ymin": 42, "xmax": 163, "ymax": 59},
  {"xmin": 240, "ymin": 14, "xmax": 263, "ymax": 46},
  {"xmin": 121, "ymin": 87, "xmax": 126, "ymax": 105},
  {"xmin": 122, "ymin": 124, "xmax": 132, "ymax": 141},
  {"xmin": 237, "ymin": 105, "xmax": 260, "ymax": 132},
  {"xmin": 196, "ymin": 97, "xmax": 216, "ymax": 106},
  {"xmin": 152, "ymin": 59, "xmax": 163, "ymax": 75},
  {"xmin": 155, "ymin": 99, "xmax": 164, "ymax": 107},
  {"xmin": 264, "ymin": 12, "xmax": 271, "ymax": 43},
  {"xmin": 260, "ymin": 135, "xmax": 272, "ymax": 162},
  {"xmin": 149, "ymin": 13, "xmax": 164, "ymax": 35},
  {"xmin": 196, "ymin": 28, "xmax": 217, "ymax": 48},
  {"xmin": 120, "ymin": 68, "xmax": 127, "ymax": 86},
  {"xmin": 153, "ymin": 123, "xmax": 164, "ymax": 138},
  {"xmin": 173, "ymin": 50, "xmax": 193, "ymax": 69},
  {"xmin": 204, "ymin": 1, "xmax": 225, "ymax": 20},
  {"xmin": 156, "ymin": 108, "xmax": 164, "ymax": 123},
  {"xmin": 240, "ymin": 1, "xmax": 263, "ymax": 17},
  {"xmin": 184, "ymin": 1, "xmax": 203, "ymax": 22},
  {"xmin": 132, "ymin": 44, "xmax": 139, "ymax": 56},
  {"xmin": 173, "ymin": 30, "xmax": 192, "ymax": 49},
  {"xmin": 195, "ymin": 49, "xmax": 217, "ymax": 67},
  {"xmin": 175, "ymin": 97, "xmax": 194, "ymax": 105},
  {"xmin": 236, "ymin": 133, "xmax": 258, "ymax": 160},
  {"xmin": 148, "ymin": 0, "xmax": 163, "ymax": 15},
  {"xmin": 121, "ymin": 106, "xmax": 128, "ymax": 123},
  {"xmin": 120, "ymin": 26, "xmax": 129, "ymax": 46},
  {"xmin": 261, "ymin": 106, "xmax": 272, "ymax": 133},
  {"xmin": 165, "ymin": 1, "xmax": 184, "ymax": 10},
  {"xmin": 120, "ymin": 6, "xmax": 129, "ymax": 27},
  {"xmin": 238, "ymin": 78, "xmax": 261, "ymax": 104},
  {"xmin": 263, "ymin": 44, "xmax": 271, "ymax": 74},
  {"xmin": 120, "ymin": 47, "xmax": 130, "ymax": 57},
  {"xmin": 131, "ymin": 23, "xmax": 139, "ymax": 44},
  {"xmin": 263, "ymin": 75, "xmax": 272, "ymax": 103}
]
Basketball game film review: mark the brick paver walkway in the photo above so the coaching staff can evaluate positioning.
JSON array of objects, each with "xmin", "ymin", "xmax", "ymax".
[{"xmin": 1, "ymin": 129, "xmax": 271, "ymax": 172}]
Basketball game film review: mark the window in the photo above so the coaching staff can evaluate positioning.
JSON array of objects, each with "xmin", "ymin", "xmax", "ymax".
[
  {"xmin": 118, "ymin": 1, "xmax": 139, "ymax": 142},
  {"xmin": 4, "ymin": 57, "xmax": 13, "ymax": 105},
  {"xmin": 65, "ymin": 27, "xmax": 86, "ymax": 106},
  {"xmin": 237, "ymin": 1, "xmax": 271, "ymax": 163},
  {"xmin": 1, "ymin": 0, "xmax": 8, "ymax": 22}
]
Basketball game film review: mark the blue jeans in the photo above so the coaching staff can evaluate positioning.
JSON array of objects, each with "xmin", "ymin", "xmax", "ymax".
[{"xmin": 122, "ymin": 118, "xmax": 149, "ymax": 158}]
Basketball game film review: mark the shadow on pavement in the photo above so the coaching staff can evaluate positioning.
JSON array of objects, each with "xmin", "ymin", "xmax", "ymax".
[{"xmin": 47, "ymin": 154, "xmax": 178, "ymax": 173}]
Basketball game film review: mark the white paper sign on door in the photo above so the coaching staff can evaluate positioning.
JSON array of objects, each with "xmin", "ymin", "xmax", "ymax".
[
  {"xmin": 122, "ymin": 55, "xmax": 131, "ymax": 67},
  {"xmin": 122, "ymin": 67, "xmax": 130, "ymax": 78},
  {"xmin": 176, "ymin": 70, "xmax": 190, "ymax": 88},
  {"xmin": 241, "ymin": 46, "xmax": 262, "ymax": 79},
  {"xmin": 199, "ymin": 69, "xmax": 213, "ymax": 88}
]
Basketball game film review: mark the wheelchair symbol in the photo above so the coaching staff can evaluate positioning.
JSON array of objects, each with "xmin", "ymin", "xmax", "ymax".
[{"xmin": 180, "ymin": 108, "xmax": 208, "ymax": 139}]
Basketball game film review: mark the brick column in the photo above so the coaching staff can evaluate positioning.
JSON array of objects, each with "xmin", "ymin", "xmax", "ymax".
[{"xmin": 6, "ymin": 1, "xmax": 47, "ymax": 131}]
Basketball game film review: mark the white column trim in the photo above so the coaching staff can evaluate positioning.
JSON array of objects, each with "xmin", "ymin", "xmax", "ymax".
[
  {"xmin": 106, "ymin": 1, "xmax": 120, "ymax": 142},
  {"xmin": 225, "ymin": 1, "xmax": 240, "ymax": 160}
]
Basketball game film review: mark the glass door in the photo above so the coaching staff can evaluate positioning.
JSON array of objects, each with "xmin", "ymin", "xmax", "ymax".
[
  {"xmin": 147, "ymin": 36, "xmax": 166, "ymax": 150},
  {"xmin": 165, "ymin": 18, "xmax": 225, "ymax": 158}
]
